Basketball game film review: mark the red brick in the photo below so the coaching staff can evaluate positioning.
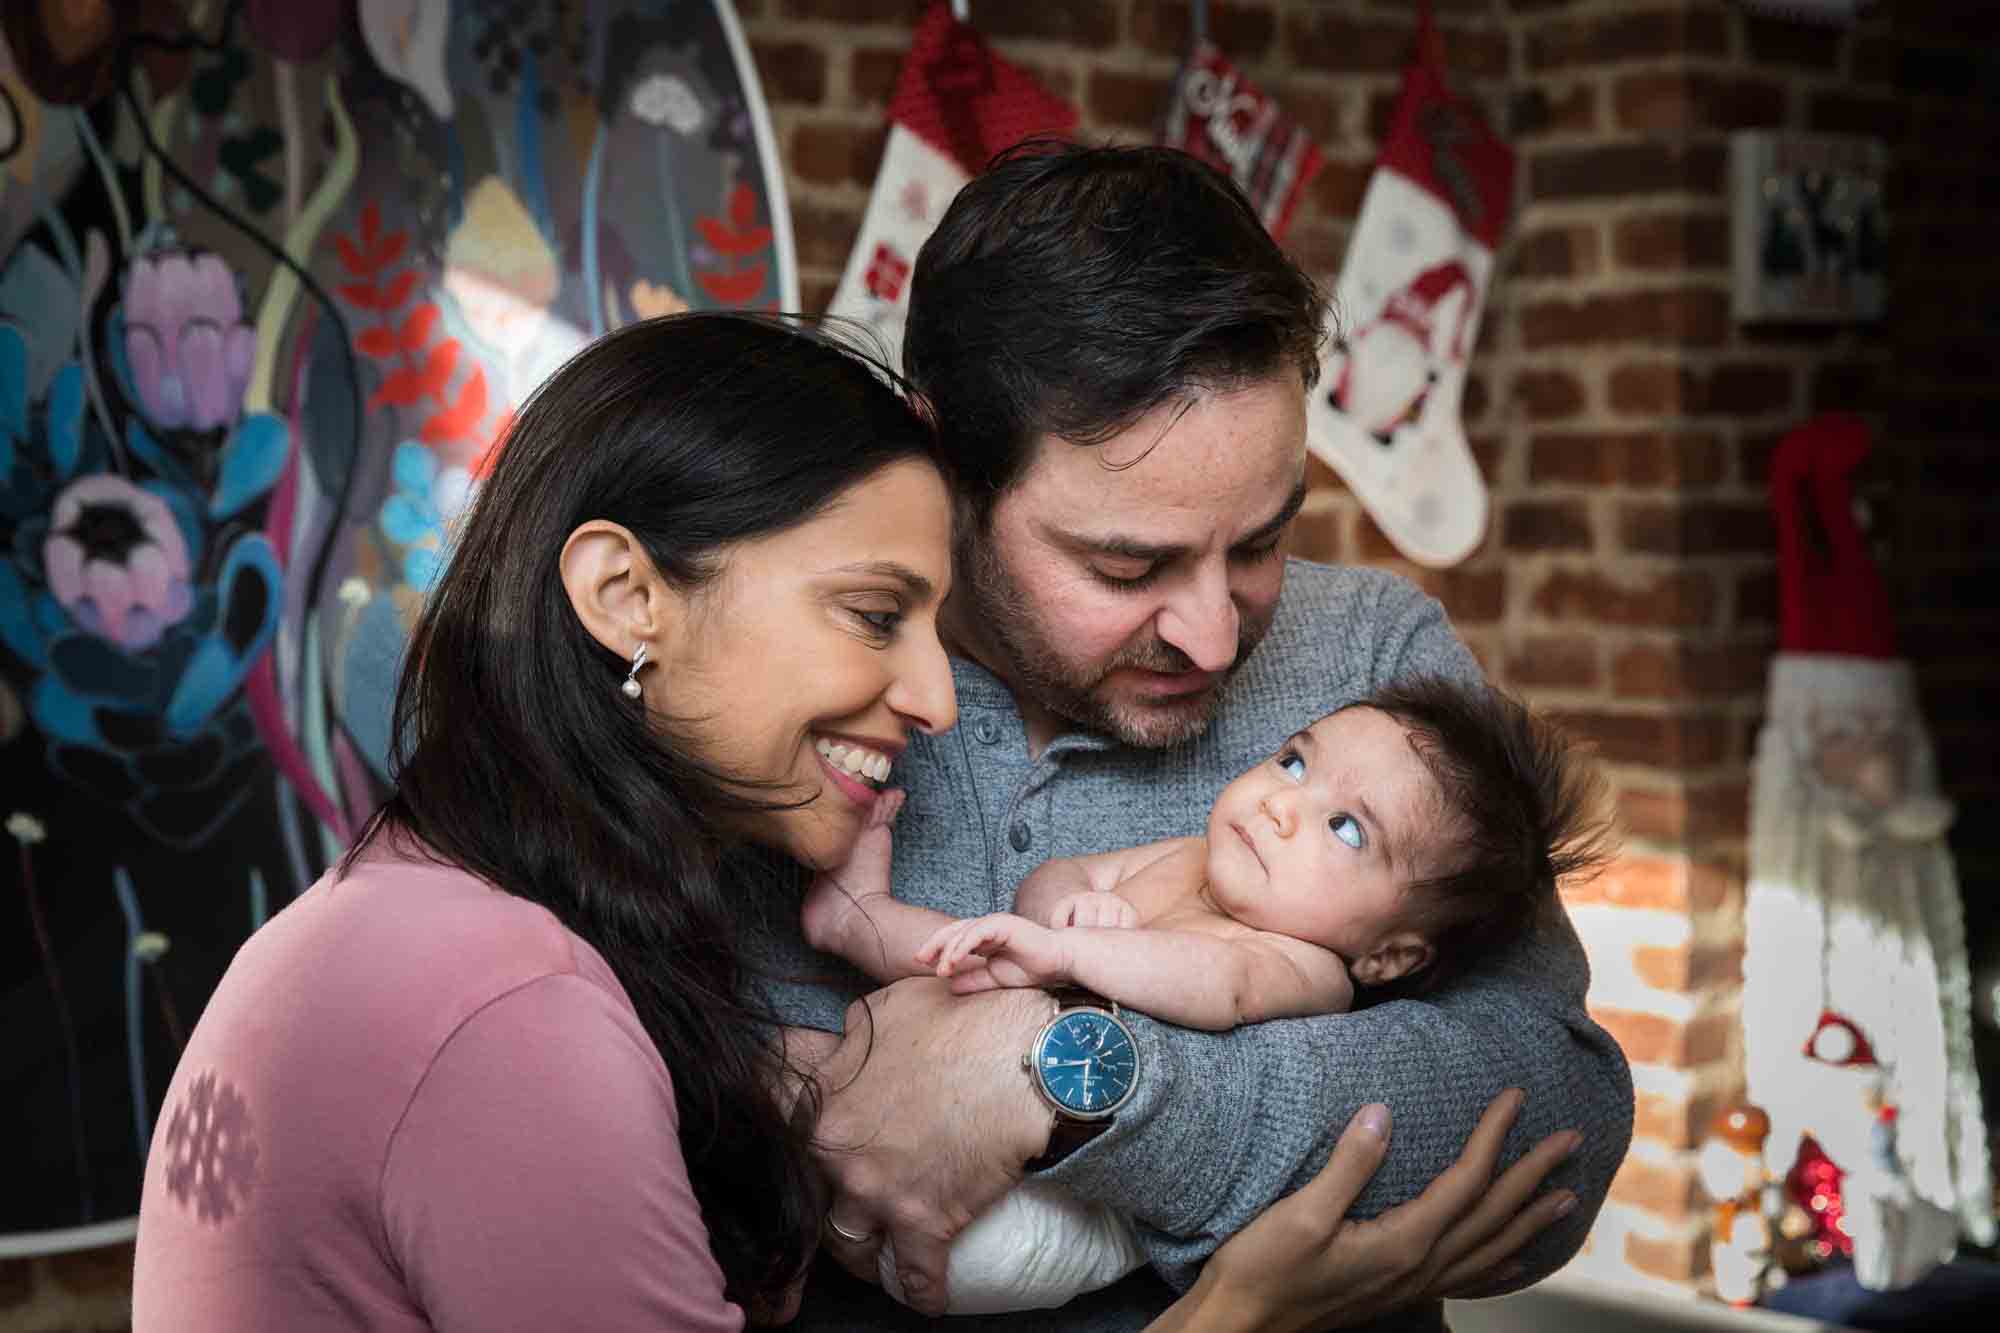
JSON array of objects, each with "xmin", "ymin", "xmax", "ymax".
[
  {"xmin": 1626, "ymin": 1230, "xmax": 1708, "ymax": 1282},
  {"xmin": 1686, "ymin": 778, "xmax": 1750, "ymax": 841},
  {"xmin": 789, "ymin": 201, "xmax": 864, "ymax": 270},
  {"xmin": 1129, "ymin": 2, "xmax": 1278, "ymax": 60},
  {"xmin": 1286, "ymin": 12, "xmax": 1413, "ymax": 73},
  {"xmin": 1633, "ymin": 940, "xmax": 1743, "ymax": 993},
  {"xmin": 1524, "ymin": 9, "xmax": 1728, "ymax": 71},
  {"xmin": 1530, "ymin": 141, "xmax": 1726, "ymax": 201},
  {"xmin": 1520, "ymin": 289, "xmax": 1730, "ymax": 350},
  {"xmin": 790, "ymin": 121, "xmax": 887, "ymax": 187},
  {"xmin": 1590, "ymin": 1006, "xmax": 1732, "ymax": 1069},
  {"xmin": 1612, "ymin": 212, "xmax": 1730, "ymax": 273},
  {"xmin": 1613, "ymin": 71, "xmax": 1787, "ymax": 134},
  {"xmin": 1607, "ymin": 362, "xmax": 1702, "ymax": 416},
  {"xmin": 1086, "ymin": 69, "xmax": 1175, "ymax": 132},
  {"xmin": 1533, "ymin": 568, "xmax": 1718, "ymax": 629},
  {"xmin": 1633, "ymin": 1085, "xmax": 1748, "ymax": 1152},
  {"xmin": 1510, "ymin": 224, "xmax": 1600, "ymax": 280},
  {"xmin": 1463, "ymin": 371, "xmax": 1491, "ymax": 425},
  {"xmin": 1503, "ymin": 634, "xmax": 1600, "ymax": 691},
  {"xmin": 1310, "ymin": 158, "xmax": 1373, "ymax": 219},
  {"xmin": 1611, "ymin": 641, "xmax": 1770, "ymax": 702},
  {"xmin": 777, "ymin": 0, "xmax": 924, "ymax": 22},
  {"xmin": 750, "ymin": 39, "xmax": 829, "ymax": 105},
  {"xmin": 1618, "ymin": 502, "xmax": 1772, "ymax": 558},
  {"xmin": 1809, "ymin": 360, "xmax": 1881, "ymax": 414},
  {"xmin": 1410, "ymin": 568, "xmax": 1508, "ymax": 625},
  {"xmin": 849, "ymin": 48, "xmax": 903, "ymax": 106},
  {"xmin": 1508, "ymin": 83, "xmax": 1599, "ymax": 139},
  {"xmin": 1509, "ymin": 368, "xmax": 1587, "ymax": 421},
  {"xmin": 1610, "ymin": 1155, "xmax": 1704, "ymax": 1222},
  {"xmin": 1529, "ymin": 431, "xmax": 1725, "ymax": 488},
  {"xmin": 1353, "ymin": 510, "xmax": 1402, "ymax": 562},
  {"xmin": 1618, "ymin": 785, "xmax": 1688, "ymax": 842},
  {"xmin": 1734, "ymin": 569, "xmax": 1777, "ymax": 629},
  {"xmin": 1502, "ymin": 500, "xmax": 1593, "ymax": 552},
  {"xmin": 1285, "ymin": 508, "xmax": 1344, "ymax": 566},
  {"xmin": 1743, "ymin": 14, "xmax": 1842, "ymax": 71},
  {"xmin": 977, "ymin": 2, "xmax": 1118, "ymax": 48},
  {"xmin": 1553, "ymin": 710, "xmax": 1729, "ymax": 767},
  {"xmin": 1705, "ymin": 362, "xmax": 1796, "ymax": 416}
]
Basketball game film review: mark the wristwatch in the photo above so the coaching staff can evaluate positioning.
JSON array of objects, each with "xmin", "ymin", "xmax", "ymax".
[{"xmin": 1022, "ymin": 985, "xmax": 1140, "ymax": 1172}]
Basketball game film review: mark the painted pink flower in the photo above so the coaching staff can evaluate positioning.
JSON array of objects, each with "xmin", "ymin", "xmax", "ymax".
[
  {"xmin": 122, "ymin": 250, "xmax": 257, "ymax": 433},
  {"xmin": 43, "ymin": 474, "xmax": 195, "ymax": 653}
]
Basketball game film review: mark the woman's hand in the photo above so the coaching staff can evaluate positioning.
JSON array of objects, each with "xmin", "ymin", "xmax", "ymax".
[{"xmin": 1150, "ymin": 1090, "xmax": 1580, "ymax": 1333}]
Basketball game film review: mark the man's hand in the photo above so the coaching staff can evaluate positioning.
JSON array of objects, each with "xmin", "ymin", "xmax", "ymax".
[
  {"xmin": 810, "ymin": 979, "xmax": 1053, "ymax": 1315},
  {"xmin": 915, "ymin": 912, "xmax": 1070, "ymax": 991},
  {"xmin": 1047, "ymin": 889, "xmax": 1140, "ymax": 929}
]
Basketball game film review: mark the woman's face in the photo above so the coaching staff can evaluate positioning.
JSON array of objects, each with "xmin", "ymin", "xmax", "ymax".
[{"xmin": 656, "ymin": 459, "xmax": 958, "ymax": 870}]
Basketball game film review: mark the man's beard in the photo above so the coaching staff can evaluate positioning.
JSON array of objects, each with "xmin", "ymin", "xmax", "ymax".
[{"xmin": 961, "ymin": 534, "xmax": 1273, "ymax": 749}]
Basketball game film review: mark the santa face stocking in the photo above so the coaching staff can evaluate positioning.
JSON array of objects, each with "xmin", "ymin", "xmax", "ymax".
[
  {"xmin": 1307, "ymin": 19, "xmax": 1514, "ymax": 567},
  {"xmin": 1160, "ymin": 40, "xmax": 1323, "ymax": 243},
  {"xmin": 826, "ymin": 1, "xmax": 1076, "ymax": 368}
]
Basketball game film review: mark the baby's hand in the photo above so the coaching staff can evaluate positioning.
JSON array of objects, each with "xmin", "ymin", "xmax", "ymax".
[
  {"xmin": 1045, "ymin": 890, "xmax": 1138, "ymax": 931},
  {"xmin": 801, "ymin": 789, "xmax": 904, "ymax": 955},
  {"xmin": 914, "ymin": 912, "xmax": 1069, "ymax": 993}
]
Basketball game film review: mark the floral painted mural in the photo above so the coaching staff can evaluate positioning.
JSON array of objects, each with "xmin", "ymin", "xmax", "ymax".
[{"xmin": 1, "ymin": 0, "xmax": 793, "ymax": 1240}]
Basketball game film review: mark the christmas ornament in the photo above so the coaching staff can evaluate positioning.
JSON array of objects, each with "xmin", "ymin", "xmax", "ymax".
[
  {"xmin": 825, "ymin": 1, "xmax": 1076, "ymax": 368},
  {"xmin": 1306, "ymin": 4, "xmax": 1512, "ymax": 568},
  {"xmin": 1160, "ymin": 38, "xmax": 1322, "ymax": 242},
  {"xmin": 1701, "ymin": 1102, "xmax": 1779, "ymax": 1306},
  {"xmin": 1744, "ymin": 415, "xmax": 1993, "ymax": 1264}
]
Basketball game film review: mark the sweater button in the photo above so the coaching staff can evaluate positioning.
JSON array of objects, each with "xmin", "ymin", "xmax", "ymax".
[
  {"xmin": 1009, "ymin": 822, "xmax": 1031, "ymax": 852},
  {"xmin": 974, "ymin": 719, "xmax": 1001, "ymax": 744}
]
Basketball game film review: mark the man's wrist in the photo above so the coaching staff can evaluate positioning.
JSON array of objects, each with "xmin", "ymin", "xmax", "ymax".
[{"xmin": 971, "ymin": 987, "xmax": 1058, "ymax": 1166}]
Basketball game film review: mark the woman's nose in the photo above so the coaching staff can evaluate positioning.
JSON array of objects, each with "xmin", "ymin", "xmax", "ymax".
[{"xmin": 889, "ymin": 630, "xmax": 959, "ymax": 735}]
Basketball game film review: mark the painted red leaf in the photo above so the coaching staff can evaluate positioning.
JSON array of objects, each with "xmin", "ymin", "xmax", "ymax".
[
  {"xmin": 356, "ymin": 326, "xmax": 399, "ymax": 358},
  {"xmin": 372, "ymin": 231, "xmax": 408, "ymax": 271},
  {"xmin": 378, "ymin": 270, "xmax": 420, "ymax": 310},
  {"xmin": 339, "ymin": 281, "xmax": 380, "ymax": 309},
  {"xmin": 418, "ymin": 340, "xmax": 459, "ymax": 398},
  {"xmin": 334, "ymin": 233, "xmax": 371, "ymax": 278},
  {"xmin": 369, "ymin": 367, "xmax": 426, "ymax": 409},
  {"xmin": 728, "ymin": 181, "xmax": 759, "ymax": 231},
  {"xmin": 697, "ymin": 215, "xmax": 772, "ymax": 257},
  {"xmin": 361, "ymin": 200, "xmax": 381, "ymax": 246},
  {"xmin": 472, "ymin": 407, "xmax": 515, "ymax": 477},
  {"xmin": 696, "ymin": 265, "xmax": 766, "ymax": 305},
  {"xmin": 399, "ymin": 303, "xmax": 440, "ymax": 351},
  {"xmin": 421, "ymin": 365, "xmax": 488, "ymax": 444}
]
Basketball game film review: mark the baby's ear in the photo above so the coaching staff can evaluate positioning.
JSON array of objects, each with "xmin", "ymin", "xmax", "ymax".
[{"xmin": 1351, "ymin": 932, "xmax": 1434, "ymax": 986}]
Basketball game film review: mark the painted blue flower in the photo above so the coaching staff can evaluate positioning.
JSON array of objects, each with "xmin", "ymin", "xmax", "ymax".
[{"xmin": 378, "ymin": 439, "xmax": 474, "ymax": 591}]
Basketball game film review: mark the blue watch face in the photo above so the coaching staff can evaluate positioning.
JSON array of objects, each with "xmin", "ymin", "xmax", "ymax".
[{"xmin": 1035, "ymin": 1010, "xmax": 1138, "ymax": 1118}]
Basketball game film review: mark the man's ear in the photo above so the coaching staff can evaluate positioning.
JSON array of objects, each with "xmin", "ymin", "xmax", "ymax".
[
  {"xmin": 1350, "ymin": 932, "xmax": 1434, "ymax": 987},
  {"xmin": 559, "ymin": 519, "xmax": 683, "ymax": 659}
]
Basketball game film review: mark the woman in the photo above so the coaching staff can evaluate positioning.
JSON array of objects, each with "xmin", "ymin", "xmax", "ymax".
[{"xmin": 133, "ymin": 314, "xmax": 1565, "ymax": 1329}]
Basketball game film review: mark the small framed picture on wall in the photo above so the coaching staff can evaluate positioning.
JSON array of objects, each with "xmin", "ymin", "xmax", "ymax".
[{"xmin": 1729, "ymin": 131, "xmax": 1887, "ymax": 324}]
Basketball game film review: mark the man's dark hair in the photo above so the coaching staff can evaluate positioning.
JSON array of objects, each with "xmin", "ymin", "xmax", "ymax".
[
  {"xmin": 1362, "ymin": 676, "xmax": 1614, "ymax": 1003},
  {"xmin": 903, "ymin": 139, "xmax": 1325, "ymax": 518}
]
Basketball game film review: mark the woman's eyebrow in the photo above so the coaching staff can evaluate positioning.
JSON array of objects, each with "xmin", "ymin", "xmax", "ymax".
[{"xmin": 824, "ymin": 560, "xmax": 936, "ymax": 598}]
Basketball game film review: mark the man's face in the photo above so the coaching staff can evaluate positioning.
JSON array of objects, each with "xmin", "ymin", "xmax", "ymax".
[{"xmin": 959, "ymin": 373, "xmax": 1307, "ymax": 748}]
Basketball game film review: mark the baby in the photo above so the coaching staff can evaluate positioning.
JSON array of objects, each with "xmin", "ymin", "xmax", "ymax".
[{"xmin": 801, "ymin": 675, "xmax": 1610, "ymax": 1312}]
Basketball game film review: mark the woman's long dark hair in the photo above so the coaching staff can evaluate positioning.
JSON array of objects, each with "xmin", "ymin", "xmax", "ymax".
[{"xmin": 346, "ymin": 314, "xmax": 943, "ymax": 1313}]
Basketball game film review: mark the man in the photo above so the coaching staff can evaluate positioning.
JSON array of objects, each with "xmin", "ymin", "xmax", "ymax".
[{"xmin": 768, "ymin": 143, "xmax": 1633, "ymax": 1330}]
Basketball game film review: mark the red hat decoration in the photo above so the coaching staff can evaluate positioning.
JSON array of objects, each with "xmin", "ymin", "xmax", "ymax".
[{"xmin": 1802, "ymin": 1010, "xmax": 1877, "ymax": 1068}]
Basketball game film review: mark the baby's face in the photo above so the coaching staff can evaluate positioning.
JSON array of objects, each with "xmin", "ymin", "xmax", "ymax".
[{"xmin": 1203, "ymin": 706, "xmax": 1437, "ymax": 959}]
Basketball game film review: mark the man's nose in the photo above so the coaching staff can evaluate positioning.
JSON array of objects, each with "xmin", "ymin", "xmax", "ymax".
[{"xmin": 1155, "ymin": 566, "xmax": 1239, "ymax": 674}]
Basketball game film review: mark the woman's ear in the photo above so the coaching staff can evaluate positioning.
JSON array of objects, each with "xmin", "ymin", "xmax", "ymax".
[
  {"xmin": 1350, "ymin": 933, "xmax": 1434, "ymax": 987},
  {"xmin": 559, "ymin": 520, "xmax": 683, "ymax": 659}
]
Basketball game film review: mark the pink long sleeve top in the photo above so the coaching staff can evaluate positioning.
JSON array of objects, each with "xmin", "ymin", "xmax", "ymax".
[{"xmin": 132, "ymin": 839, "xmax": 744, "ymax": 1332}]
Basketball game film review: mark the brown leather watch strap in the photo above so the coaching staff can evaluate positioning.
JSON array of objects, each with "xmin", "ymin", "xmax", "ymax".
[{"xmin": 1024, "ymin": 987, "xmax": 1120, "ymax": 1172}]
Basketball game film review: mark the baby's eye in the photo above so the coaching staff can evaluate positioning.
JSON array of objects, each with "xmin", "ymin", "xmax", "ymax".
[
  {"xmin": 1276, "ymin": 750, "xmax": 1306, "ymax": 782},
  {"xmin": 1329, "ymin": 813, "xmax": 1364, "ymax": 850}
]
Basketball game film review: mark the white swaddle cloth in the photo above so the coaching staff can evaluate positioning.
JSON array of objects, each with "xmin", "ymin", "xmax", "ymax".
[{"xmin": 878, "ymin": 1179, "xmax": 1147, "ymax": 1314}]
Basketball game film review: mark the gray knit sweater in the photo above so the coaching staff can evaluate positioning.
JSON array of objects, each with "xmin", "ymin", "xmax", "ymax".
[{"xmin": 763, "ymin": 560, "xmax": 1634, "ymax": 1331}]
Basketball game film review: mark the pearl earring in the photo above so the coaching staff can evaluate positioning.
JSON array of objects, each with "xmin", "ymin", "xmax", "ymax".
[{"xmin": 621, "ymin": 643, "xmax": 649, "ymax": 699}]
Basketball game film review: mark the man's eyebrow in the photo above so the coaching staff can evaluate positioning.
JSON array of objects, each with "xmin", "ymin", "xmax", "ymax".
[
  {"xmin": 824, "ymin": 560, "xmax": 936, "ymax": 599},
  {"xmin": 1047, "ymin": 477, "xmax": 1311, "ymax": 564}
]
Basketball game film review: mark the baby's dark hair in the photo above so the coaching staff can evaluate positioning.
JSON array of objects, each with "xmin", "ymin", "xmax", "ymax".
[{"xmin": 1360, "ymin": 676, "xmax": 1613, "ymax": 1002}]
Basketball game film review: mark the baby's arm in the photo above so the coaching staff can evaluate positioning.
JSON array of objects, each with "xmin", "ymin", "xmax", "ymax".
[
  {"xmin": 1013, "ymin": 837, "xmax": 1206, "ymax": 929},
  {"xmin": 918, "ymin": 915, "xmax": 1356, "ymax": 1031},
  {"xmin": 800, "ymin": 791, "xmax": 954, "ymax": 983}
]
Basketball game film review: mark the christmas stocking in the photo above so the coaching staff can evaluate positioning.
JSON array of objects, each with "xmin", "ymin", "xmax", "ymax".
[
  {"xmin": 1307, "ymin": 11, "xmax": 1513, "ymax": 567},
  {"xmin": 826, "ymin": 1, "xmax": 1076, "ymax": 368},
  {"xmin": 1160, "ymin": 39, "xmax": 1323, "ymax": 243}
]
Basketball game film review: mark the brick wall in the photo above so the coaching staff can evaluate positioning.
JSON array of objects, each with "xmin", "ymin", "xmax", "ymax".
[{"xmin": 11, "ymin": 2, "xmax": 1994, "ymax": 1326}]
